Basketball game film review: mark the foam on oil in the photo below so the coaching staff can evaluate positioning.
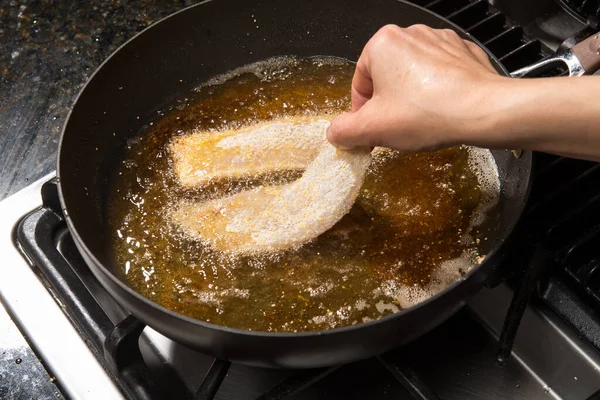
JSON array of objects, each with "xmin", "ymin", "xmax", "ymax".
[{"xmin": 107, "ymin": 56, "xmax": 500, "ymax": 332}]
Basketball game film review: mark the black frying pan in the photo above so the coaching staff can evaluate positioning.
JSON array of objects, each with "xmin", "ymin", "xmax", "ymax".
[{"xmin": 58, "ymin": 0, "xmax": 533, "ymax": 368}]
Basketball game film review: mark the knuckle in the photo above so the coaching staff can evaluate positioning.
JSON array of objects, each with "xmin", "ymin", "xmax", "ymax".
[
  {"xmin": 468, "ymin": 41, "xmax": 488, "ymax": 57},
  {"xmin": 441, "ymin": 28, "xmax": 457, "ymax": 37},
  {"xmin": 369, "ymin": 24, "xmax": 402, "ymax": 51},
  {"xmin": 376, "ymin": 24, "xmax": 402, "ymax": 40},
  {"xmin": 408, "ymin": 23, "xmax": 429, "ymax": 32},
  {"xmin": 466, "ymin": 40, "xmax": 478, "ymax": 50},
  {"xmin": 442, "ymin": 29, "xmax": 461, "ymax": 42},
  {"xmin": 475, "ymin": 46, "xmax": 488, "ymax": 58},
  {"xmin": 406, "ymin": 24, "xmax": 432, "ymax": 37}
]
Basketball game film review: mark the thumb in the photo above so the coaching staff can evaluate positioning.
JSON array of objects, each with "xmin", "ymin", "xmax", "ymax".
[{"xmin": 326, "ymin": 105, "xmax": 380, "ymax": 149}]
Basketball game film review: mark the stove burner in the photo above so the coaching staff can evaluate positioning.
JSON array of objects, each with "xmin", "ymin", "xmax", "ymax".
[
  {"xmin": 410, "ymin": 0, "xmax": 554, "ymax": 72},
  {"xmin": 557, "ymin": 0, "xmax": 600, "ymax": 29},
  {"xmin": 525, "ymin": 156, "xmax": 600, "ymax": 351}
]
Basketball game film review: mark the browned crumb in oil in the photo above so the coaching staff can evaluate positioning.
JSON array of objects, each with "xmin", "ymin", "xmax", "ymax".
[{"xmin": 107, "ymin": 56, "xmax": 494, "ymax": 332}]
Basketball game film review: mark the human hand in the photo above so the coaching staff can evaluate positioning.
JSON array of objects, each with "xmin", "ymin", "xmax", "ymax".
[{"xmin": 326, "ymin": 24, "xmax": 505, "ymax": 151}]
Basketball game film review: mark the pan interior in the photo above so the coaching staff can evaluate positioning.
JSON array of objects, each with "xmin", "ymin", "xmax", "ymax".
[{"xmin": 106, "ymin": 55, "xmax": 500, "ymax": 332}]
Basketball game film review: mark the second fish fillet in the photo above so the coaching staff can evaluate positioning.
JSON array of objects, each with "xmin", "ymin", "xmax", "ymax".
[{"xmin": 170, "ymin": 116, "xmax": 330, "ymax": 188}]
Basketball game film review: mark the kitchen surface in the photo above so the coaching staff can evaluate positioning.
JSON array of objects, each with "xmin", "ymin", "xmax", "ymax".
[
  {"xmin": 0, "ymin": 0, "xmax": 205, "ymax": 201},
  {"xmin": 0, "ymin": 2, "xmax": 205, "ymax": 397},
  {"xmin": 2, "ymin": 0, "xmax": 600, "ymax": 399}
]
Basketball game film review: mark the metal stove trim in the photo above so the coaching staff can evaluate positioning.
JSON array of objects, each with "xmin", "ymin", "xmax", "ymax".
[
  {"xmin": 0, "ymin": 173, "xmax": 124, "ymax": 400},
  {"xmin": 470, "ymin": 284, "xmax": 600, "ymax": 399}
]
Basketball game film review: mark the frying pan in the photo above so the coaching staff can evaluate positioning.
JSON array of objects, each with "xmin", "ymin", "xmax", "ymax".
[{"xmin": 56, "ymin": 0, "xmax": 599, "ymax": 368}]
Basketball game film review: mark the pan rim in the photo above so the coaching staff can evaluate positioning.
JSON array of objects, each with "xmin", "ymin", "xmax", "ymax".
[{"xmin": 57, "ymin": 0, "xmax": 530, "ymax": 339}]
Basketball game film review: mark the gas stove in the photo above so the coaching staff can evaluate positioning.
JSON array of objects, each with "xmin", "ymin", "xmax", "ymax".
[{"xmin": 2, "ymin": 1, "xmax": 600, "ymax": 399}]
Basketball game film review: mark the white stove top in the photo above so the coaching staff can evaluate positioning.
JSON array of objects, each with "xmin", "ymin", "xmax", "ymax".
[{"xmin": 0, "ymin": 173, "xmax": 122, "ymax": 399}]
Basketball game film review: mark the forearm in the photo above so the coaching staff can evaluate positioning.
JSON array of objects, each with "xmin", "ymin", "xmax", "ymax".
[
  {"xmin": 470, "ymin": 76, "xmax": 600, "ymax": 161},
  {"xmin": 327, "ymin": 25, "xmax": 600, "ymax": 159}
]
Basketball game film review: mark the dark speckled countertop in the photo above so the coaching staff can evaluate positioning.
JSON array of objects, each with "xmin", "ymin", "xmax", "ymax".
[
  {"xmin": 0, "ymin": 0, "xmax": 203, "ymax": 200},
  {"xmin": 0, "ymin": 1, "xmax": 202, "ymax": 398}
]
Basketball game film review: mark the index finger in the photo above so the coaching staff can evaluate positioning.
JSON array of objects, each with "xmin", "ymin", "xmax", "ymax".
[{"xmin": 351, "ymin": 54, "xmax": 374, "ymax": 112}]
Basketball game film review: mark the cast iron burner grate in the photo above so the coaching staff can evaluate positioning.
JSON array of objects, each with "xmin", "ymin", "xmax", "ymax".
[
  {"xmin": 490, "ymin": 152, "xmax": 600, "ymax": 400},
  {"xmin": 13, "ymin": 1, "xmax": 600, "ymax": 399},
  {"xmin": 526, "ymin": 154, "xmax": 600, "ymax": 351},
  {"xmin": 410, "ymin": 0, "xmax": 554, "ymax": 71},
  {"xmin": 556, "ymin": 0, "xmax": 600, "ymax": 29}
]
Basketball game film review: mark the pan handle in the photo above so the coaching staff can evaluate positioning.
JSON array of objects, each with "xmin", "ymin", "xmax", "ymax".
[{"xmin": 510, "ymin": 32, "xmax": 600, "ymax": 78}]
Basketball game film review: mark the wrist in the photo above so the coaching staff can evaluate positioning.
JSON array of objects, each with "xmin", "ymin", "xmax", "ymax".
[
  {"xmin": 461, "ymin": 75, "xmax": 532, "ymax": 149},
  {"xmin": 461, "ymin": 77, "xmax": 585, "ymax": 151}
]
